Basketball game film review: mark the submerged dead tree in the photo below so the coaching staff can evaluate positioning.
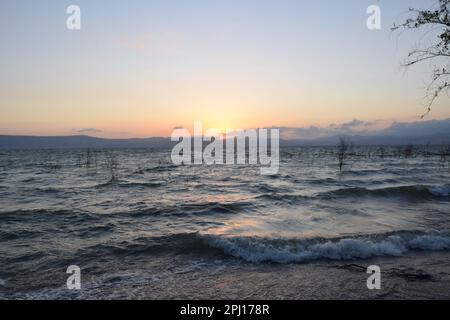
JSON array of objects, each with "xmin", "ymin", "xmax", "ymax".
[
  {"xmin": 86, "ymin": 148, "xmax": 93, "ymax": 167},
  {"xmin": 337, "ymin": 136, "xmax": 352, "ymax": 172},
  {"xmin": 106, "ymin": 153, "xmax": 118, "ymax": 182},
  {"xmin": 402, "ymin": 144, "xmax": 415, "ymax": 158},
  {"xmin": 392, "ymin": 0, "xmax": 450, "ymax": 117},
  {"xmin": 440, "ymin": 143, "xmax": 450, "ymax": 167}
]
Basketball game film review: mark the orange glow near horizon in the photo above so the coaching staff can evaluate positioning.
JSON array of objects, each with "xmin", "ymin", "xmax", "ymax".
[{"xmin": 2, "ymin": 1, "xmax": 450, "ymax": 138}]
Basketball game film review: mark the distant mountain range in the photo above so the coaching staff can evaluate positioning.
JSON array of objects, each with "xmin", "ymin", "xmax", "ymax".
[
  {"xmin": 1, "ymin": 118, "xmax": 449, "ymax": 149},
  {"xmin": 0, "ymin": 135, "xmax": 171, "ymax": 149},
  {"xmin": 0, "ymin": 133, "xmax": 449, "ymax": 149}
]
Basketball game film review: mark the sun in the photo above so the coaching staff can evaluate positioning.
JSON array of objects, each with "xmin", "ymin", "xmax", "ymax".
[{"xmin": 203, "ymin": 118, "xmax": 237, "ymax": 133}]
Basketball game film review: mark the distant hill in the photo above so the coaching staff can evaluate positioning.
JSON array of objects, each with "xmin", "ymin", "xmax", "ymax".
[
  {"xmin": 0, "ymin": 135, "xmax": 172, "ymax": 149},
  {"xmin": 0, "ymin": 132, "xmax": 449, "ymax": 149},
  {"xmin": 2, "ymin": 118, "xmax": 449, "ymax": 149}
]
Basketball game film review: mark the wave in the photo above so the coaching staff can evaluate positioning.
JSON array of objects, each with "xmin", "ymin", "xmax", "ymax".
[
  {"xmin": 94, "ymin": 179, "xmax": 119, "ymax": 188},
  {"xmin": 0, "ymin": 209, "xmax": 101, "ymax": 224},
  {"xmin": 199, "ymin": 231, "xmax": 450, "ymax": 263},
  {"xmin": 128, "ymin": 200, "xmax": 255, "ymax": 217},
  {"xmin": 80, "ymin": 233, "xmax": 220, "ymax": 259},
  {"xmin": 0, "ymin": 229, "xmax": 40, "ymax": 241},
  {"xmin": 94, "ymin": 179, "xmax": 165, "ymax": 189},
  {"xmin": 255, "ymin": 193, "xmax": 310, "ymax": 204},
  {"xmin": 320, "ymin": 184, "xmax": 450, "ymax": 200},
  {"xmin": 81, "ymin": 231, "xmax": 450, "ymax": 264},
  {"xmin": 255, "ymin": 184, "xmax": 450, "ymax": 204},
  {"xmin": 429, "ymin": 184, "xmax": 450, "ymax": 197},
  {"xmin": 144, "ymin": 164, "xmax": 179, "ymax": 173},
  {"xmin": 0, "ymin": 200, "xmax": 253, "ymax": 222},
  {"xmin": 119, "ymin": 181, "xmax": 165, "ymax": 188},
  {"xmin": 34, "ymin": 187, "xmax": 67, "ymax": 195}
]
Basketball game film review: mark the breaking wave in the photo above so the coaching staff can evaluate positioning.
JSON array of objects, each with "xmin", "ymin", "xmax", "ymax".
[
  {"xmin": 91, "ymin": 232, "xmax": 450, "ymax": 264},
  {"xmin": 199, "ymin": 232, "xmax": 450, "ymax": 263}
]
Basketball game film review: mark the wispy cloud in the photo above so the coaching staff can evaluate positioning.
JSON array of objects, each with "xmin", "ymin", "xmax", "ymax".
[
  {"xmin": 329, "ymin": 119, "xmax": 374, "ymax": 130},
  {"xmin": 72, "ymin": 128, "xmax": 103, "ymax": 134}
]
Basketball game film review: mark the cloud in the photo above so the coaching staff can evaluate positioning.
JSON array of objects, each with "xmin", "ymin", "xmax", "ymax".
[
  {"xmin": 278, "ymin": 126, "xmax": 332, "ymax": 140},
  {"xmin": 279, "ymin": 119, "xmax": 377, "ymax": 140},
  {"xmin": 328, "ymin": 119, "xmax": 373, "ymax": 130},
  {"xmin": 382, "ymin": 118, "xmax": 450, "ymax": 136},
  {"xmin": 72, "ymin": 128, "xmax": 103, "ymax": 134},
  {"xmin": 278, "ymin": 118, "xmax": 450, "ymax": 140},
  {"xmin": 339, "ymin": 119, "xmax": 365, "ymax": 128}
]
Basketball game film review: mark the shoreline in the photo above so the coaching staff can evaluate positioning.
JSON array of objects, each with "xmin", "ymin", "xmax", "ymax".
[{"xmin": 2, "ymin": 250, "xmax": 450, "ymax": 300}]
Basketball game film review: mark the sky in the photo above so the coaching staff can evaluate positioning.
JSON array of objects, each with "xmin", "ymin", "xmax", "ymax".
[{"xmin": 0, "ymin": 0, "xmax": 449, "ymax": 138}]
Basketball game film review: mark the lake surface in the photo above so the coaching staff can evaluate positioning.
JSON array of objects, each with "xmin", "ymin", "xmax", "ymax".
[{"xmin": 1, "ymin": 146, "xmax": 450, "ymax": 299}]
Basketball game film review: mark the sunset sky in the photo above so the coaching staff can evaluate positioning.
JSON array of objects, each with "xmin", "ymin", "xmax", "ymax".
[{"xmin": 1, "ymin": 0, "xmax": 449, "ymax": 138}]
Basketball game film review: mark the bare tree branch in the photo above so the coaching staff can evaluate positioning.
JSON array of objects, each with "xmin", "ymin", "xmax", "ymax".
[{"xmin": 392, "ymin": 0, "xmax": 450, "ymax": 117}]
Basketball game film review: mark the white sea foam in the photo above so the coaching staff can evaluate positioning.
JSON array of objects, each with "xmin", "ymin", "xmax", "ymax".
[
  {"xmin": 203, "ymin": 233, "xmax": 450, "ymax": 263},
  {"xmin": 408, "ymin": 235, "xmax": 450, "ymax": 250}
]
